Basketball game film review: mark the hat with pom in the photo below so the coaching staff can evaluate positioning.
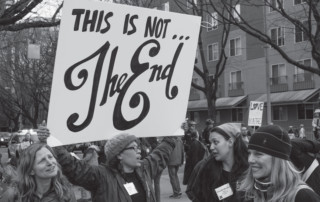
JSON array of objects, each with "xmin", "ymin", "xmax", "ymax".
[{"xmin": 104, "ymin": 133, "xmax": 137, "ymax": 163}]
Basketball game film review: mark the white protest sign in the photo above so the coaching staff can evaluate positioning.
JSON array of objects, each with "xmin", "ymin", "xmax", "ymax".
[
  {"xmin": 47, "ymin": 0, "xmax": 201, "ymax": 146},
  {"xmin": 248, "ymin": 101, "xmax": 264, "ymax": 126}
]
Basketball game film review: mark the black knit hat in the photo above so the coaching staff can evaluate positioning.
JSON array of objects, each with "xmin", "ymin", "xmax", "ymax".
[{"xmin": 248, "ymin": 125, "xmax": 292, "ymax": 160}]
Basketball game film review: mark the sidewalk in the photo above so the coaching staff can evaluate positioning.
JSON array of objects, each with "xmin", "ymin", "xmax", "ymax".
[
  {"xmin": 159, "ymin": 171, "xmax": 190, "ymax": 202},
  {"xmin": 73, "ymin": 166, "xmax": 192, "ymax": 202}
]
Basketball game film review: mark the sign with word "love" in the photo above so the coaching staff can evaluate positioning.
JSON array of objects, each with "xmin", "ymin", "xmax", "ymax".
[{"xmin": 248, "ymin": 101, "xmax": 264, "ymax": 127}]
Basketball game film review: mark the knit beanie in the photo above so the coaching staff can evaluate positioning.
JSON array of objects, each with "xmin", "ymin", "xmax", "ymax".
[
  {"xmin": 248, "ymin": 125, "xmax": 292, "ymax": 160},
  {"xmin": 104, "ymin": 133, "xmax": 137, "ymax": 164},
  {"xmin": 211, "ymin": 123, "xmax": 241, "ymax": 139}
]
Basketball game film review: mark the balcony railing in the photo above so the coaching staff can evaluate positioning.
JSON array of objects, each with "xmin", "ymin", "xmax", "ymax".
[
  {"xmin": 228, "ymin": 81, "xmax": 243, "ymax": 90},
  {"xmin": 270, "ymin": 76, "xmax": 287, "ymax": 85},
  {"xmin": 294, "ymin": 73, "xmax": 314, "ymax": 82},
  {"xmin": 293, "ymin": 73, "xmax": 315, "ymax": 90},
  {"xmin": 228, "ymin": 82, "xmax": 244, "ymax": 97},
  {"xmin": 270, "ymin": 76, "xmax": 288, "ymax": 92}
]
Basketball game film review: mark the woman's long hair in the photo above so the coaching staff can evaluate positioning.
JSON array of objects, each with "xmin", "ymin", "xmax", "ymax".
[
  {"xmin": 16, "ymin": 143, "xmax": 72, "ymax": 202},
  {"xmin": 193, "ymin": 131, "xmax": 248, "ymax": 201},
  {"xmin": 231, "ymin": 133, "xmax": 249, "ymax": 176},
  {"xmin": 240, "ymin": 157, "xmax": 306, "ymax": 202}
]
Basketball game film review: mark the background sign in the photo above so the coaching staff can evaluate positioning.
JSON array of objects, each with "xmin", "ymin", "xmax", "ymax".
[
  {"xmin": 47, "ymin": 0, "xmax": 201, "ymax": 146},
  {"xmin": 27, "ymin": 44, "xmax": 40, "ymax": 59},
  {"xmin": 248, "ymin": 101, "xmax": 264, "ymax": 127}
]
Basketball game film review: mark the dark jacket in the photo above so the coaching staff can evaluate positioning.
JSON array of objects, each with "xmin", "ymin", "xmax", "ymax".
[
  {"xmin": 187, "ymin": 153, "xmax": 248, "ymax": 202},
  {"xmin": 168, "ymin": 138, "xmax": 184, "ymax": 166},
  {"xmin": 183, "ymin": 139, "xmax": 207, "ymax": 185},
  {"xmin": 295, "ymin": 188, "xmax": 320, "ymax": 202},
  {"xmin": 0, "ymin": 184, "xmax": 76, "ymax": 202},
  {"xmin": 290, "ymin": 139, "xmax": 320, "ymax": 195},
  {"xmin": 242, "ymin": 186, "xmax": 320, "ymax": 202},
  {"xmin": 54, "ymin": 138, "xmax": 176, "ymax": 202}
]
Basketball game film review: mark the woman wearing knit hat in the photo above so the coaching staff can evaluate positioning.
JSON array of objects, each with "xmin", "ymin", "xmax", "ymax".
[
  {"xmin": 186, "ymin": 122, "xmax": 249, "ymax": 202},
  {"xmin": 53, "ymin": 133, "xmax": 176, "ymax": 202},
  {"xmin": 240, "ymin": 125, "xmax": 320, "ymax": 202}
]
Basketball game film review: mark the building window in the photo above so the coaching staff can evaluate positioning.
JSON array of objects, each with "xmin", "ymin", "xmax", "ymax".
[
  {"xmin": 271, "ymin": 64, "xmax": 286, "ymax": 84},
  {"xmin": 230, "ymin": 4, "xmax": 241, "ymax": 22},
  {"xmin": 295, "ymin": 21, "xmax": 308, "ymax": 43},
  {"xmin": 229, "ymin": 71, "xmax": 242, "ymax": 90},
  {"xmin": 232, "ymin": 108, "xmax": 243, "ymax": 122},
  {"xmin": 189, "ymin": 111, "xmax": 200, "ymax": 123},
  {"xmin": 269, "ymin": 0, "xmax": 283, "ymax": 12},
  {"xmin": 207, "ymin": 12, "xmax": 218, "ymax": 31},
  {"xmin": 161, "ymin": 2, "xmax": 170, "ymax": 11},
  {"xmin": 230, "ymin": 37, "xmax": 241, "ymax": 56},
  {"xmin": 190, "ymin": 77, "xmax": 200, "ymax": 100},
  {"xmin": 294, "ymin": 59, "xmax": 313, "ymax": 82},
  {"xmin": 187, "ymin": 0, "xmax": 197, "ymax": 9},
  {"xmin": 208, "ymin": 43, "xmax": 219, "ymax": 61},
  {"xmin": 216, "ymin": 111, "xmax": 221, "ymax": 123},
  {"xmin": 154, "ymin": 2, "xmax": 170, "ymax": 11},
  {"xmin": 298, "ymin": 104, "xmax": 314, "ymax": 120},
  {"xmin": 294, "ymin": 0, "xmax": 307, "ymax": 5},
  {"xmin": 272, "ymin": 106, "xmax": 287, "ymax": 121},
  {"xmin": 270, "ymin": 27, "xmax": 285, "ymax": 46}
]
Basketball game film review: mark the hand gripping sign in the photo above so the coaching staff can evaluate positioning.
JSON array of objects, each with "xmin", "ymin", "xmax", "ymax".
[{"xmin": 47, "ymin": 0, "xmax": 201, "ymax": 146}]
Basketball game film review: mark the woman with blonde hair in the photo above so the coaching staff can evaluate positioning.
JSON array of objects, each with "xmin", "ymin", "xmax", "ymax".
[
  {"xmin": 240, "ymin": 125, "xmax": 320, "ymax": 202},
  {"xmin": 1, "ymin": 143, "xmax": 76, "ymax": 202}
]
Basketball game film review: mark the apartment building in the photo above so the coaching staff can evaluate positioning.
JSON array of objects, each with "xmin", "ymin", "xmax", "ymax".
[{"xmin": 154, "ymin": 0, "xmax": 319, "ymax": 135}]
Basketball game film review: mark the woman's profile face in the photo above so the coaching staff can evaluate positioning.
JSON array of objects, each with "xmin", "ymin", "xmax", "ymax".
[
  {"xmin": 248, "ymin": 149, "xmax": 272, "ymax": 181},
  {"xmin": 209, "ymin": 132, "xmax": 233, "ymax": 162},
  {"xmin": 32, "ymin": 147, "xmax": 58, "ymax": 180},
  {"xmin": 118, "ymin": 141, "xmax": 142, "ymax": 168}
]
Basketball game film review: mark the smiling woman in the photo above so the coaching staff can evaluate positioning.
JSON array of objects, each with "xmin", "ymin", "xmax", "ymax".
[
  {"xmin": 0, "ymin": 143, "xmax": 76, "ymax": 202},
  {"xmin": 240, "ymin": 125, "xmax": 320, "ymax": 202}
]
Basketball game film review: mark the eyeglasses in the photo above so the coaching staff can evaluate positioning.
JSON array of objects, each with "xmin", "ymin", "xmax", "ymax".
[{"xmin": 122, "ymin": 146, "xmax": 141, "ymax": 152}]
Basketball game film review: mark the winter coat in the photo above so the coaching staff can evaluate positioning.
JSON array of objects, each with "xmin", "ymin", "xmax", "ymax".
[
  {"xmin": 290, "ymin": 139, "xmax": 320, "ymax": 195},
  {"xmin": 54, "ymin": 138, "xmax": 176, "ymax": 202},
  {"xmin": 83, "ymin": 147, "xmax": 99, "ymax": 166},
  {"xmin": 0, "ymin": 184, "xmax": 76, "ymax": 202},
  {"xmin": 168, "ymin": 138, "xmax": 184, "ymax": 166},
  {"xmin": 242, "ymin": 185, "xmax": 320, "ymax": 202},
  {"xmin": 187, "ymin": 153, "xmax": 248, "ymax": 202},
  {"xmin": 183, "ymin": 139, "xmax": 207, "ymax": 185}
]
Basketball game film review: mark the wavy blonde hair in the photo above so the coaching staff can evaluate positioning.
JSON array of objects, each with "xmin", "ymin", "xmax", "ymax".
[
  {"xmin": 16, "ymin": 143, "xmax": 72, "ymax": 202},
  {"xmin": 240, "ymin": 156, "xmax": 306, "ymax": 202}
]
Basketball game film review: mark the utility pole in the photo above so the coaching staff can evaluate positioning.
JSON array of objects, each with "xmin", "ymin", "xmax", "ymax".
[{"xmin": 264, "ymin": 3, "xmax": 272, "ymax": 125}]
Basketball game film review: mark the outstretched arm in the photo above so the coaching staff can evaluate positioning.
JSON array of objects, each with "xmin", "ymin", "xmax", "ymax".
[
  {"xmin": 53, "ymin": 146, "xmax": 102, "ymax": 191},
  {"xmin": 143, "ymin": 137, "xmax": 176, "ymax": 179}
]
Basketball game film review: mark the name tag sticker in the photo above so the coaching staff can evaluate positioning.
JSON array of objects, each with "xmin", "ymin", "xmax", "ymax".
[
  {"xmin": 124, "ymin": 182, "xmax": 138, "ymax": 196},
  {"xmin": 215, "ymin": 183, "xmax": 233, "ymax": 200}
]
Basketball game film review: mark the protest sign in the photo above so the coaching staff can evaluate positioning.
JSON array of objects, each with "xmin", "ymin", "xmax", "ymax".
[
  {"xmin": 248, "ymin": 101, "xmax": 264, "ymax": 127},
  {"xmin": 47, "ymin": 0, "xmax": 201, "ymax": 146}
]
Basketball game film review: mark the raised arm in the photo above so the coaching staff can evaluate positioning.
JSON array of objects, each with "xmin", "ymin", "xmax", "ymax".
[
  {"xmin": 143, "ymin": 137, "xmax": 176, "ymax": 179},
  {"xmin": 53, "ymin": 146, "xmax": 102, "ymax": 191}
]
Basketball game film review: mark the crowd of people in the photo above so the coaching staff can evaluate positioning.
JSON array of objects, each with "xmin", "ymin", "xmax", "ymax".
[{"xmin": 0, "ymin": 119, "xmax": 319, "ymax": 202}]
